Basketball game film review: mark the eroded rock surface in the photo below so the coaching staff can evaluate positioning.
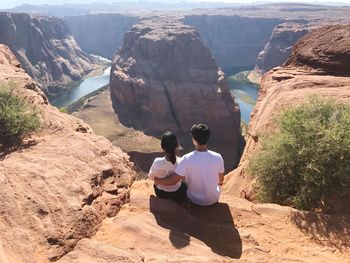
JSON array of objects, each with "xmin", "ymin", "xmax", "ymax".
[
  {"xmin": 58, "ymin": 180, "xmax": 350, "ymax": 262},
  {"xmin": 254, "ymin": 22, "xmax": 313, "ymax": 74},
  {"xmin": 0, "ymin": 12, "xmax": 94, "ymax": 94},
  {"xmin": 225, "ymin": 25, "xmax": 350, "ymax": 213},
  {"xmin": 0, "ymin": 44, "xmax": 135, "ymax": 262},
  {"xmin": 110, "ymin": 17, "xmax": 241, "ymax": 169}
]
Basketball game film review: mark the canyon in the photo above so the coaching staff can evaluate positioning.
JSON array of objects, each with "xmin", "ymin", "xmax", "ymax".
[
  {"xmin": 0, "ymin": 3, "xmax": 350, "ymax": 262},
  {"xmin": 0, "ymin": 12, "xmax": 95, "ymax": 95},
  {"xmin": 109, "ymin": 17, "xmax": 241, "ymax": 170},
  {"xmin": 225, "ymin": 25, "xmax": 350, "ymax": 213}
]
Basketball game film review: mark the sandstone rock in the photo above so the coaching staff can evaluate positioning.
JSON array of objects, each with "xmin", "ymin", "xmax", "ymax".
[
  {"xmin": 285, "ymin": 25, "xmax": 350, "ymax": 73},
  {"xmin": 0, "ymin": 12, "xmax": 94, "ymax": 94},
  {"xmin": 254, "ymin": 22, "xmax": 312, "ymax": 74},
  {"xmin": 0, "ymin": 44, "xmax": 135, "ymax": 262},
  {"xmin": 58, "ymin": 180, "xmax": 350, "ymax": 262},
  {"xmin": 224, "ymin": 25, "xmax": 350, "ymax": 213},
  {"xmin": 110, "ymin": 17, "xmax": 241, "ymax": 169}
]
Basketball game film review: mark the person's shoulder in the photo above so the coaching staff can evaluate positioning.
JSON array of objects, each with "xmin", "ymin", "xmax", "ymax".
[
  {"xmin": 152, "ymin": 157, "xmax": 166, "ymax": 166},
  {"xmin": 208, "ymin": 150, "xmax": 223, "ymax": 159},
  {"xmin": 182, "ymin": 151, "xmax": 195, "ymax": 159}
]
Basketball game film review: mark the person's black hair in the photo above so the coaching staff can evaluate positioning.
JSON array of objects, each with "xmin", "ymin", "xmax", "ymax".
[
  {"xmin": 161, "ymin": 131, "xmax": 178, "ymax": 164},
  {"xmin": 190, "ymin": 123, "xmax": 211, "ymax": 146}
]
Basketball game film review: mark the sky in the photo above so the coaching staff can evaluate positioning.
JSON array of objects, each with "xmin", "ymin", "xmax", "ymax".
[{"xmin": 1, "ymin": 0, "xmax": 350, "ymax": 9}]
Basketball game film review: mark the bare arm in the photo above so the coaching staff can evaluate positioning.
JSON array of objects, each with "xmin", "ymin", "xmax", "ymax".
[
  {"xmin": 218, "ymin": 172, "xmax": 224, "ymax": 186},
  {"xmin": 154, "ymin": 173, "xmax": 184, "ymax": 186}
]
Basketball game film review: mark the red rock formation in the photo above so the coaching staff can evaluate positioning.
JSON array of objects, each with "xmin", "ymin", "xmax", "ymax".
[
  {"xmin": 110, "ymin": 18, "xmax": 241, "ymax": 169},
  {"xmin": 225, "ymin": 25, "xmax": 350, "ymax": 213},
  {"xmin": 254, "ymin": 22, "xmax": 312, "ymax": 74},
  {"xmin": 0, "ymin": 12, "xmax": 94, "ymax": 94},
  {"xmin": 0, "ymin": 44, "xmax": 135, "ymax": 262}
]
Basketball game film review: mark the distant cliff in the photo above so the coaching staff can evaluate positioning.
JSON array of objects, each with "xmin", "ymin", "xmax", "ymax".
[
  {"xmin": 225, "ymin": 25, "xmax": 350, "ymax": 213},
  {"xmin": 183, "ymin": 15, "xmax": 284, "ymax": 73},
  {"xmin": 0, "ymin": 43, "xmax": 135, "ymax": 262},
  {"xmin": 110, "ymin": 18, "xmax": 241, "ymax": 169},
  {"xmin": 64, "ymin": 14, "xmax": 139, "ymax": 59},
  {"xmin": 0, "ymin": 12, "xmax": 94, "ymax": 94},
  {"xmin": 254, "ymin": 22, "xmax": 324, "ymax": 74}
]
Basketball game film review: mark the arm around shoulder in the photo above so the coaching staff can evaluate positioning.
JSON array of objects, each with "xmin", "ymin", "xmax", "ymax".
[{"xmin": 154, "ymin": 173, "xmax": 184, "ymax": 186}]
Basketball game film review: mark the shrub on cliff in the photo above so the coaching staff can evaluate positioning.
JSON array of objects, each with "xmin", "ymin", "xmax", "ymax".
[
  {"xmin": 249, "ymin": 97, "xmax": 350, "ymax": 211},
  {"xmin": 0, "ymin": 84, "xmax": 41, "ymax": 147}
]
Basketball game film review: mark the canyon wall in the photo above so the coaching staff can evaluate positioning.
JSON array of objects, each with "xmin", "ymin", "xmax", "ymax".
[
  {"xmin": 110, "ymin": 18, "xmax": 241, "ymax": 169},
  {"xmin": 254, "ymin": 22, "xmax": 311, "ymax": 74},
  {"xmin": 0, "ymin": 12, "xmax": 94, "ymax": 94},
  {"xmin": 224, "ymin": 25, "xmax": 350, "ymax": 213},
  {"xmin": 64, "ymin": 13, "xmax": 284, "ymax": 74},
  {"xmin": 0, "ymin": 44, "xmax": 135, "ymax": 262},
  {"xmin": 183, "ymin": 15, "xmax": 284, "ymax": 73},
  {"xmin": 64, "ymin": 14, "xmax": 140, "ymax": 59}
]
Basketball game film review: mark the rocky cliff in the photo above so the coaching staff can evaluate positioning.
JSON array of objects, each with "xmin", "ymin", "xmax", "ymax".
[
  {"xmin": 64, "ymin": 14, "xmax": 139, "ymax": 59},
  {"xmin": 0, "ymin": 12, "xmax": 94, "ymax": 94},
  {"xmin": 183, "ymin": 15, "xmax": 284, "ymax": 73},
  {"xmin": 0, "ymin": 44, "xmax": 135, "ymax": 262},
  {"xmin": 254, "ymin": 22, "xmax": 312, "ymax": 74},
  {"xmin": 110, "ymin": 18, "xmax": 241, "ymax": 169},
  {"xmin": 225, "ymin": 25, "xmax": 350, "ymax": 213}
]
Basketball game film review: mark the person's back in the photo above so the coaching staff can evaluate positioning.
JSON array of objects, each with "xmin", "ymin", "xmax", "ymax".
[
  {"xmin": 177, "ymin": 149, "xmax": 224, "ymax": 206},
  {"xmin": 148, "ymin": 131, "xmax": 187, "ymax": 202},
  {"xmin": 155, "ymin": 123, "xmax": 225, "ymax": 206}
]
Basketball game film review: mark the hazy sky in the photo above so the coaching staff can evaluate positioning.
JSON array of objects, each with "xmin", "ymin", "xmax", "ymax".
[{"xmin": 1, "ymin": 0, "xmax": 350, "ymax": 9}]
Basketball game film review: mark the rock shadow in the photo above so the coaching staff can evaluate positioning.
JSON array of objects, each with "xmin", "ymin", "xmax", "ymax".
[
  {"xmin": 0, "ymin": 139, "xmax": 38, "ymax": 161},
  {"xmin": 149, "ymin": 195, "xmax": 242, "ymax": 259},
  {"xmin": 291, "ymin": 211, "xmax": 350, "ymax": 252}
]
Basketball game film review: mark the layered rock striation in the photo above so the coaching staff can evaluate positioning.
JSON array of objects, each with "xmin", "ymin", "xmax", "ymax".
[
  {"xmin": 0, "ymin": 12, "xmax": 94, "ymax": 94},
  {"xmin": 110, "ymin": 18, "xmax": 241, "ymax": 169},
  {"xmin": 225, "ymin": 25, "xmax": 350, "ymax": 213},
  {"xmin": 0, "ymin": 44, "xmax": 135, "ymax": 262},
  {"xmin": 254, "ymin": 22, "xmax": 312, "ymax": 74}
]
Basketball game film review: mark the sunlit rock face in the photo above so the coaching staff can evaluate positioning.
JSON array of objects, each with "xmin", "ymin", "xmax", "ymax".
[
  {"xmin": 225, "ymin": 25, "xmax": 350, "ymax": 214},
  {"xmin": 0, "ymin": 43, "xmax": 136, "ymax": 262}
]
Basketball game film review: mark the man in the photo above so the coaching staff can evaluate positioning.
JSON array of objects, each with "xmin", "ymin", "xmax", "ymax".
[{"xmin": 154, "ymin": 123, "xmax": 225, "ymax": 206}]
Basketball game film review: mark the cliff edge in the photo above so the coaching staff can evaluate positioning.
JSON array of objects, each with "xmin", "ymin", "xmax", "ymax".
[
  {"xmin": 225, "ymin": 25, "xmax": 350, "ymax": 213},
  {"xmin": 0, "ymin": 44, "xmax": 135, "ymax": 262}
]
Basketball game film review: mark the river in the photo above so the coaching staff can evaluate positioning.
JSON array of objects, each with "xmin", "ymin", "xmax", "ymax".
[
  {"xmin": 49, "ymin": 66, "xmax": 111, "ymax": 108},
  {"xmin": 49, "ymin": 66, "xmax": 259, "ymax": 126},
  {"xmin": 228, "ymin": 72, "xmax": 259, "ymax": 124}
]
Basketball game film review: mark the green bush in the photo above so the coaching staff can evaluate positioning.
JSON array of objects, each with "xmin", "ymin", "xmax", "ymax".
[
  {"xmin": 248, "ymin": 97, "xmax": 350, "ymax": 211},
  {"xmin": 0, "ymin": 84, "xmax": 41, "ymax": 146}
]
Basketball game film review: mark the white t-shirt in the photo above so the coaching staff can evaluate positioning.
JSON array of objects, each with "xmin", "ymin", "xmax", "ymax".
[
  {"xmin": 175, "ymin": 150, "xmax": 224, "ymax": 206},
  {"xmin": 148, "ymin": 157, "xmax": 181, "ymax": 192}
]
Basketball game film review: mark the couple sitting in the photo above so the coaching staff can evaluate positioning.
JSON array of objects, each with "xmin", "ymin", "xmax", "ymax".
[{"xmin": 148, "ymin": 123, "xmax": 225, "ymax": 206}]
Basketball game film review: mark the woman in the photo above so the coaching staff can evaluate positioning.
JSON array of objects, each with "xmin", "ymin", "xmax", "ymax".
[{"xmin": 148, "ymin": 131, "xmax": 187, "ymax": 202}]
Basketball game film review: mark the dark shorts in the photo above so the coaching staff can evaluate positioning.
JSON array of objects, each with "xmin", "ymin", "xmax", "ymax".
[{"xmin": 154, "ymin": 182, "xmax": 187, "ymax": 202}]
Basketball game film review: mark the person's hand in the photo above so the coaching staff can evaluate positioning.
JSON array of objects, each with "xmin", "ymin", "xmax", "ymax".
[{"xmin": 154, "ymin": 178, "xmax": 159, "ymax": 185}]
